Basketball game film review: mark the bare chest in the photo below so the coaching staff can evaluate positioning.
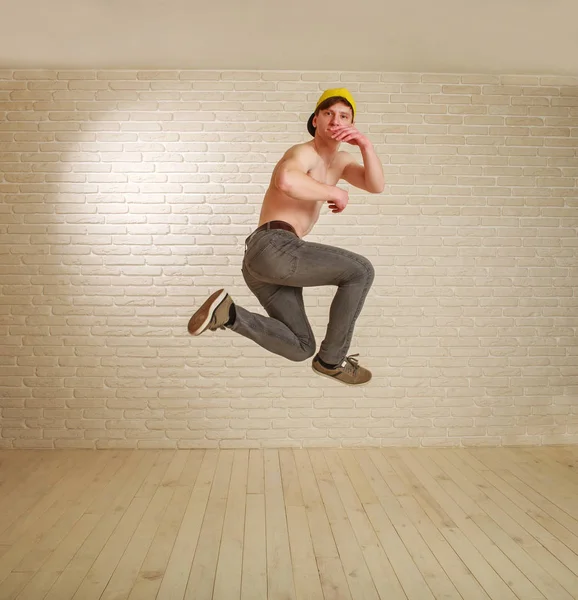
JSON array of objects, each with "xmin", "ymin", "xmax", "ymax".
[{"xmin": 308, "ymin": 159, "xmax": 342, "ymax": 186}]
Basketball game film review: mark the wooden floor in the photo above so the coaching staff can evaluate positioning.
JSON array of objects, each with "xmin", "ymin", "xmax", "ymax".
[{"xmin": 1, "ymin": 448, "xmax": 578, "ymax": 600}]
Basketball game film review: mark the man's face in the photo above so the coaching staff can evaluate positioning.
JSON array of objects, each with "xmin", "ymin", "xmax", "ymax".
[{"xmin": 313, "ymin": 101, "xmax": 353, "ymax": 139}]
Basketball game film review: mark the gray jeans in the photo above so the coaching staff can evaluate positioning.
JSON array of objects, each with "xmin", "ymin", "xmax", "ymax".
[{"xmin": 229, "ymin": 224, "xmax": 375, "ymax": 364}]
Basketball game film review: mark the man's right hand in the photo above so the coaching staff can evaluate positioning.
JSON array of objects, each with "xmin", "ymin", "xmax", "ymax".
[{"xmin": 327, "ymin": 187, "xmax": 349, "ymax": 213}]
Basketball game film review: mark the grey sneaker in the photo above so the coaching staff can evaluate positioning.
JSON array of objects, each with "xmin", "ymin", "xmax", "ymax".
[
  {"xmin": 188, "ymin": 289, "xmax": 233, "ymax": 335},
  {"xmin": 312, "ymin": 354, "xmax": 372, "ymax": 386}
]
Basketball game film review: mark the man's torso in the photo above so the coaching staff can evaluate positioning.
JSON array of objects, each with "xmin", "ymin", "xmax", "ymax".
[{"xmin": 258, "ymin": 142, "xmax": 347, "ymax": 238}]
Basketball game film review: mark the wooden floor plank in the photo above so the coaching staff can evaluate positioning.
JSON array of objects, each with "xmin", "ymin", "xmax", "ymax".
[
  {"xmin": 241, "ymin": 494, "xmax": 267, "ymax": 600},
  {"xmin": 213, "ymin": 449, "xmax": 249, "ymax": 600},
  {"xmin": 264, "ymin": 449, "xmax": 297, "ymax": 600}
]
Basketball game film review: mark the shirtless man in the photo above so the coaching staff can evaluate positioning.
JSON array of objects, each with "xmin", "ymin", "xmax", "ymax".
[{"xmin": 187, "ymin": 88, "xmax": 384, "ymax": 385}]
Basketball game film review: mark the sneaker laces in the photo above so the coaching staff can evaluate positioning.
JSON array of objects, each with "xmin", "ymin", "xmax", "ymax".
[{"xmin": 340, "ymin": 354, "xmax": 360, "ymax": 374}]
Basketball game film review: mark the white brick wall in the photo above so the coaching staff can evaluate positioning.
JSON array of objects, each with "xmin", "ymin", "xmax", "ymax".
[{"xmin": 1, "ymin": 69, "xmax": 577, "ymax": 449}]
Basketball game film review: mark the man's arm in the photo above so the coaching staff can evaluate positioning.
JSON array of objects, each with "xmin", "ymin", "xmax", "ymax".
[
  {"xmin": 333, "ymin": 126, "xmax": 385, "ymax": 193},
  {"xmin": 273, "ymin": 145, "xmax": 335, "ymax": 202}
]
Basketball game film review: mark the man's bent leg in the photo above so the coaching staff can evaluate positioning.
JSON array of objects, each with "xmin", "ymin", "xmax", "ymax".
[
  {"xmin": 313, "ymin": 246, "xmax": 375, "ymax": 365},
  {"xmin": 245, "ymin": 231, "xmax": 375, "ymax": 366}
]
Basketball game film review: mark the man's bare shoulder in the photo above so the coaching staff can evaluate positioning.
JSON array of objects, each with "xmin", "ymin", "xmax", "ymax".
[
  {"xmin": 281, "ymin": 141, "xmax": 318, "ymax": 159},
  {"xmin": 277, "ymin": 141, "xmax": 319, "ymax": 171}
]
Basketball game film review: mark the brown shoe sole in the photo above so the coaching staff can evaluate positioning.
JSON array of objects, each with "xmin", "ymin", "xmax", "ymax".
[
  {"xmin": 187, "ymin": 289, "xmax": 227, "ymax": 335},
  {"xmin": 311, "ymin": 363, "xmax": 372, "ymax": 386}
]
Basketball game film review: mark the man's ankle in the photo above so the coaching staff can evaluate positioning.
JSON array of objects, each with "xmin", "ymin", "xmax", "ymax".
[
  {"xmin": 315, "ymin": 354, "xmax": 339, "ymax": 370},
  {"xmin": 225, "ymin": 303, "xmax": 236, "ymax": 327}
]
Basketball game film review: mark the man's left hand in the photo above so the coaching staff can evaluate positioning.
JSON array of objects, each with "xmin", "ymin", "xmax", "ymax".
[{"xmin": 329, "ymin": 125, "xmax": 370, "ymax": 148}]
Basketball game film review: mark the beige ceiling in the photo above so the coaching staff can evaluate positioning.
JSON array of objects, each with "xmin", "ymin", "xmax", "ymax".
[{"xmin": 2, "ymin": 0, "xmax": 577, "ymax": 75}]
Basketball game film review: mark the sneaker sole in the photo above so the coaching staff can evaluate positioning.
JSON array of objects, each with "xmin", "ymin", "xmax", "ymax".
[
  {"xmin": 311, "ymin": 365, "xmax": 371, "ymax": 386},
  {"xmin": 188, "ymin": 289, "xmax": 228, "ymax": 335}
]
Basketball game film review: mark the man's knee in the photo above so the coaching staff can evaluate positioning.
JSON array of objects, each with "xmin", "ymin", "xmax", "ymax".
[
  {"xmin": 286, "ymin": 341, "xmax": 316, "ymax": 362},
  {"xmin": 353, "ymin": 255, "xmax": 375, "ymax": 285},
  {"xmin": 364, "ymin": 257, "xmax": 375, "ymax": 284}
]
